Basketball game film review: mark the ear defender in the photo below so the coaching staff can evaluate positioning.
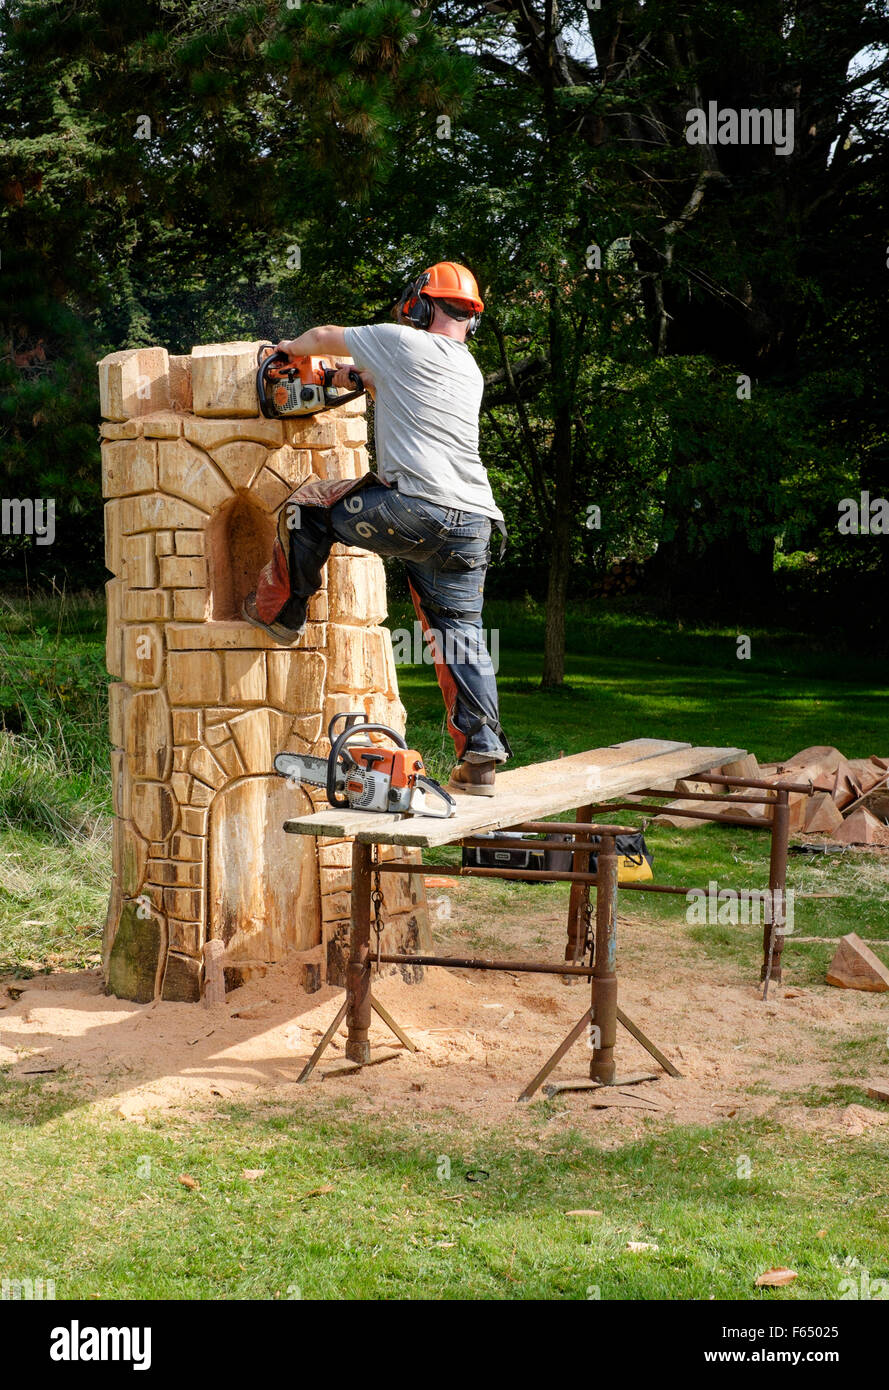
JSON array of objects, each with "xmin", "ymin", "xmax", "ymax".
[{"xmin": 396, "ymin": 272, "xmax": 433, "ymax": 329}]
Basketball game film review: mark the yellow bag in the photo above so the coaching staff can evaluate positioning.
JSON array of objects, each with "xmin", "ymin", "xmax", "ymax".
[{"xmin": 617, "ymin": 853, "xmax": 654, "ymax": 884}]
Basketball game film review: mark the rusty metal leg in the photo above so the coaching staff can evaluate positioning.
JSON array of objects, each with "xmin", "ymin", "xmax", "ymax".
[
  {"xmin": 517, "ymin": 1008, "xmax": 593, "ymax": 1102},
  {"xmin": 762, "ymin": 787, "xmax": 790, "ymax": 993},
  {"xmin": 370, "ymin": 995, "xmax": 417, "ymax": 1052},
  {"xmin": 296, "ymin": 998, "xmax": 348, "ymax": 1084},
  {"xmin": 616, "ymin": 1006, "xmax": 681, "ymax": 1077},
  {"xmin": 346, "ymin": 840, "xmax": 372, "ymax": 1064},
  {"xmin": 563, "ymin": 803, "xmax": 594, "ymax": 982},
  {"xmin": 589, "ymin": 832, "xmax": 618, "ymax": 1085}
]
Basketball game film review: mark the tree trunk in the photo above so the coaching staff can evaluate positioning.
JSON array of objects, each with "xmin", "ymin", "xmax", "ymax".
[
  {"xmin": 541, "ymin": 499, "xmax": 573, "ymax": 686},
  {"xmin": 541, "ymin": 295, "xmax": 575, "ymax": 688}
]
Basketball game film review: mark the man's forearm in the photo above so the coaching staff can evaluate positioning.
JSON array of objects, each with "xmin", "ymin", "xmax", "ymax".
[{"xmin": 278, "ymin": 325, "xmax": 348, "ymax": 358}]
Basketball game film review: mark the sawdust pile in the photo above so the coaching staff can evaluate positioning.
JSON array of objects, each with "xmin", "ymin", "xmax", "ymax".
[{"xmin": 2, "ymin": 886, "xmax": 887, "ymax": 1140}]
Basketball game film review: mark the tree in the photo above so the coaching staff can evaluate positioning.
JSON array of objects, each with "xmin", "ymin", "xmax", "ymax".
[
  {"xmin": 454, "ymin": 0, "xmax": 889, "ymax": 611},
  {"xmin": 0, "ymin": 0, "xmax": 472, "ymax": 585}
]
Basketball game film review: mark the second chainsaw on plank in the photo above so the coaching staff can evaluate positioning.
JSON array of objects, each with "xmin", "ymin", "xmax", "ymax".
[{"xmin": 275, "ymin": 713, "xmax": 456, "ymax": 819}]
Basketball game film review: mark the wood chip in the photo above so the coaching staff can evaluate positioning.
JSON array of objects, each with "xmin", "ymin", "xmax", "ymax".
[
  {"xmin": 833, "ymin": 807, "xmax": 889, "ymax": 846},
  {"xmin": 755, "ymin": 1267, "xmax": 797, "ymax": 1287},
  {"xmin": 178, "ymin": 1174, "xmax": 200, "ymax": 1190},
  {"xmin": 297, "ymin": 1184, "xmax": 334, "ymax": 1200},
  {"xmin": 566, "ymin": 1209, "xmax": 603, "ymax": 1218},
  {"xmin": 826, "ymin": 933, "xmax": 889, "ymax": 992}
]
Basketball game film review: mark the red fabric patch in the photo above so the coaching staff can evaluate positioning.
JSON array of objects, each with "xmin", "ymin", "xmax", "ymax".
[
  {"xmin": 255, "ymin": 539, "xmax": 291, "ymax": 623},
  {"xmin": 408, "ymin": 579, "xmax": 467, "ymax": 759}
]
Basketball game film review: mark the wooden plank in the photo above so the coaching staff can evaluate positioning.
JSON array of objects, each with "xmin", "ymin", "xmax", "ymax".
[
  {"xmin": 359, "ymin": 741, "xmax": 744, "ymax": 847},
  {"xmin": 542, "ymin": 1080, "xmax": 665, "ymax": 1108},
  {"xmin": 283, "ymin": 742, "xmax": 745, "ymax": 848},
  {"xmin": 284, "ymin": 739, "xmax": 689, "ymax": 843},
  {"xmin": 295, "ymin": 742, "xmax": 743, "ymax": 848}
]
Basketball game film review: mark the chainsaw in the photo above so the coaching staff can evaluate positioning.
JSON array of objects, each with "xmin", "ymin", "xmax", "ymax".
[
  {"xmin": 274, "ymin": 713, "xmax": 457, "ymax": 819},
  {"xmin": 256, "ymin": 345, "xmax": 365, "ymax": 419}
]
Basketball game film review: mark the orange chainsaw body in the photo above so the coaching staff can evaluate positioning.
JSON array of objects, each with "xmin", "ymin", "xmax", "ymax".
[
  {"xmin": 344, "ymin": 746, "xmax": 427, "ymax": 799},
  {"xmin": 268, "ymin": 356, "xmax": 329, "ymax": 413},
  {"xmin": 264, "ymin": 353, "xmax": 331, "ymax": 387},
  {"xmin": 256, "ymin": 347, "xmax": 365, "ymax": 419}
]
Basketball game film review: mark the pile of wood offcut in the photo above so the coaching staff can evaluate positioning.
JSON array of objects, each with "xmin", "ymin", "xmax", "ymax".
[{"xmin": 653, "ymin": 747, "xmax": 889, "ymax": 846}]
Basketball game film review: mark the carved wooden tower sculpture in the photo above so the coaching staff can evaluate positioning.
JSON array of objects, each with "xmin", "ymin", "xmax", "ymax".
[{"xmin": 98, "ymin": 341, "xmax": 429, "ymax": 1003}]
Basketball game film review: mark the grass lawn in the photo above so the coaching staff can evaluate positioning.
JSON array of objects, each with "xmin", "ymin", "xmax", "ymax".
[
  {"xmin": 1, "ymin": 1080, "xmax": 887, "ymax": 1301},
  {"xmin": 388, "ymin": 596, "xmax": 889, "ymax": 782},
  {"xmin": 1, "ymin": 590, "xmax": 887, "ymax": 1300}
]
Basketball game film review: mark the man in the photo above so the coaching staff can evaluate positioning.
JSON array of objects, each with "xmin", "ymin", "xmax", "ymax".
[{"xmin": 243, "ymin": 261, "xmax": 511, "ymax": 796}]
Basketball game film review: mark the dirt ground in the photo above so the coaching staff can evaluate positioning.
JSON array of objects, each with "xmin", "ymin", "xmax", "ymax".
[{"xmin": 2, "ymin": 880, "xmax": 888, "ymax": 1141}]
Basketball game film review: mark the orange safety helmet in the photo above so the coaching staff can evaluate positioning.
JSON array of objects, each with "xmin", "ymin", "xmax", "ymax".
[
  {"xmin": 422, "ymin": 262, "xmax": 484, "ymax": 312},
  {"xmin": 396, "ymin": 261, "xmax": 484, "ymax": 333}
]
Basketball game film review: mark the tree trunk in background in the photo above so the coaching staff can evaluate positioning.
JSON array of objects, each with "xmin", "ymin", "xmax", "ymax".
[
  {"xmin": 542, "ymin": 497, "xmax": 573, "ymax": 686},
  {"xmin": 541, "ymin": 296, "xmax": 575, "ymax": 687},
  {"xmin": 484, "ymin": 0, "xmax": 878, "ymax": 615}
]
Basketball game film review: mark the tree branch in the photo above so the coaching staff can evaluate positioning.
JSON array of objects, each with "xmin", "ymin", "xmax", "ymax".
[
  {"xmin": 482, "ymin": 352, "xmax": 549, "ymax": 390},
  {"xmin": 483, "ymin": 402, "xmax": 550, "ymax": 519},
  {"xmin": 488, "ymin": 317, "xmax": 552, "ymax": 516}
]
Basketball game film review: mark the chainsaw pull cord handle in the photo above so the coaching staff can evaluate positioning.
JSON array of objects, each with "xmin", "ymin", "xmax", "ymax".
[{"xmin": 326, "ymin": 718, "xmax": 408, "ymax": 809}]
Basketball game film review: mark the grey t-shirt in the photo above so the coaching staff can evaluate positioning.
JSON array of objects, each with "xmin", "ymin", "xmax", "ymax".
[{"xmin": 343, "ymin": 322, "xmax": 504, "ymax": 522}]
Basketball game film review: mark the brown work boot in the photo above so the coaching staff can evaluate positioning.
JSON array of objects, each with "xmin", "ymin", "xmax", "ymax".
[
  {"xmin": 241, "ymin": 591, "xmax": 305, "ymax": 645},
  {"xmin": 448, "ymin": 760, "xmax": 497, "ymax": 797}
]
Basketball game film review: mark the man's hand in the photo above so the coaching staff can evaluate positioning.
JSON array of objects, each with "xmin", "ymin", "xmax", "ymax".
[{"xmin": 332, "ymin": 362, "xmax": 374, "ymax": 397}]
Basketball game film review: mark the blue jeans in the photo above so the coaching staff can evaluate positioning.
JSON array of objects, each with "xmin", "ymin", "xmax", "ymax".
[{"xmin": 276, "ymin": 483, "xmax": 511, "ymax": 763}]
